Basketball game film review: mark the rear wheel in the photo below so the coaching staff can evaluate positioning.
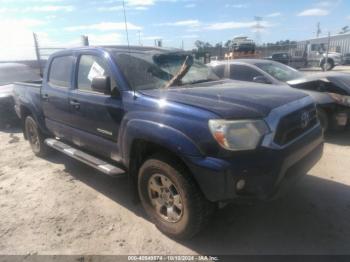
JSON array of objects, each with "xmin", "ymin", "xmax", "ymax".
[
  {"xmin": 138, "ymin": 154, "xmax": 214, "ymax": 239},
  {"xmin": 321, "ymin": 59, "xmax": 334, "ymax": 71},
  {"xmin": 24, "ymin": 116, "xmax": 50, "ymax": 157}
]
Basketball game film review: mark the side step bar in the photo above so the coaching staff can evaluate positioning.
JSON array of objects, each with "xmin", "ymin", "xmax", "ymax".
[{"xmin": 45, "ymin": 138, "xmax": 126, "ymax": 177}]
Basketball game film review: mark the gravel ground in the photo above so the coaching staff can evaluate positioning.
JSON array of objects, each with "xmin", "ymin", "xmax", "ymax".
[{"xmin": 0, "ymin": 125, "xmax": 349, "ymax": 255}]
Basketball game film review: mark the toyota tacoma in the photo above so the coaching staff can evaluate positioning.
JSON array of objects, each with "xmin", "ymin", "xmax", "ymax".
[{"xmin": 13, "ymin": 46, "xmax": 324, "ymax": 239}]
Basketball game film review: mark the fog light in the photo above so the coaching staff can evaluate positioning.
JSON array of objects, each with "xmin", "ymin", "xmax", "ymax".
[
  {"xmin": 335, "ymin": 113, "xmax": 348, "ymax": 126},
  {"xmin": 236, "ymin": 179, "xmax": 246, "ymax": 191}
]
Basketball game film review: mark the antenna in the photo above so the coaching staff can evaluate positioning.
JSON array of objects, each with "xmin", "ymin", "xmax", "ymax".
[
  {"xmin": 122, "ymin": 0, "xmax": 131, "ymax": 50},
  {"xmin": 122, "ymin": 0, "xmax": 135, "ymax": 96}
]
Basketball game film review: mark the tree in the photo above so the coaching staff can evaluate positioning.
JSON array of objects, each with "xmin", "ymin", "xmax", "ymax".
[
  {"xmin": 194, "ymin": 40, "xmax": 212, "ymax": 51},
  {"xmin": 224, "ymin": 40, "xmax": 233, "ymax": 48},
  {"xmin": 204, "ymin": 42, "xmax": 212, "ymax": 49},
  {"xmin": 194, "ymin": 40, "xmax": 205, "ymax": 50}
]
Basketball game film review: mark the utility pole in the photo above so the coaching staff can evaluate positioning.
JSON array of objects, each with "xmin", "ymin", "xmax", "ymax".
[
  {"xmin": 154, "ymin": 39, "xmax": 162, "ymax": 47},
  {"xmin": 253, "ymin": 16, "xmax": 263, "ymax": 46},
  {"xmin": 316, "ymin": 22, "xmax": 322, "ymax": 38},
  {"xmin": 138, "ymin": 30, "xmax": 142, "ymax": 46},
  {"xmin": 324, "ymin": 31, "xmax": 331, "ymax": 71},
  {"xmin": 81, "ymin": 35, "xmax": 89, "ymax": 46},
  {"xmin": 32, "ymin": 32, "xmax": 43, "ymax": 77}
]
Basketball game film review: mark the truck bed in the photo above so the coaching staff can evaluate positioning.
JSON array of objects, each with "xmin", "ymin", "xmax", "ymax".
[{"xmin": 12, "ymin": 80, "xmax": 43, "ymax": 122}]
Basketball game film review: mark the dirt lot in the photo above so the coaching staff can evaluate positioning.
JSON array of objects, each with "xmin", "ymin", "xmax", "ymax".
[
  {"xmin": 1, "ymin": 67, "xmax": 350, "ymax": 255},
  {"xmin": 0, "ymin": 125, "xmax": 349, "ymax": 255}
]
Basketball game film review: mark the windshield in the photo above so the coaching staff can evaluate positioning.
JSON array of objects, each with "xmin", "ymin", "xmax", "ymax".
[
  {"xmin": 114, "ymin": 52, "xmax": 219, "ymax": 90},
  {"xmin": 255, "ymin": 62, "xmax": 304, "ymax": 82},
  {"xmin": 0, "ymin": 65, "xmax": 41, "ymax": 86}
]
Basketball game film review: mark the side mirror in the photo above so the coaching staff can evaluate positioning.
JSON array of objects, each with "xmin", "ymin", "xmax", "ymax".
[
  {"xmin": 253, "ymin": 75, "xmax": 270, "ymax": 84},
  {"xmin": 91, "ymin": 76, "xmax": 111, "ymax": 95}
]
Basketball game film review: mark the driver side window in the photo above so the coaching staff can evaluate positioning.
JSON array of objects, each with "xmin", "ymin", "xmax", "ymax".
[{"xmin": 77, "ymin": 55, "xmax": 117, "ymax": 93}]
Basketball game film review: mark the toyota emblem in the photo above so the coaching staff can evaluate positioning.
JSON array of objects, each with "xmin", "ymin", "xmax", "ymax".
[{"xmin": 301, "ymin": 111, "xmax": 310, "ymax": 129}]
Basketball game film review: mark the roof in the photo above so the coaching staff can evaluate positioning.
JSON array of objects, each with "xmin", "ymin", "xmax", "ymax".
[
  {"xmin": 297, "ymin": 32, "xmax": 350, "ymax": 43},
  {"xmin": 52, "ymin": 45, "xmax": 182, "ymax": 57}
]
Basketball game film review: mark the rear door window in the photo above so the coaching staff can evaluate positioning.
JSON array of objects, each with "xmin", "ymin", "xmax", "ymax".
[{"xmin": 48, "ymin": 56, "xmax": 74, "ymax": 88}]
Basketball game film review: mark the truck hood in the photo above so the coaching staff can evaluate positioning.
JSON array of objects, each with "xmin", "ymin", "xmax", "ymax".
[
  {"xmin": 287, "ymin": 72, "xmax": 350, "ymax": 95},
  {"xmin": 140, "ymin": 80, "xmax": 308, "ymax": 119}
]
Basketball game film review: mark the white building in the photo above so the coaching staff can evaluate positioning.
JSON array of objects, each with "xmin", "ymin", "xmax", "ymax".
[{"xmin": 296, "ymin": 33, "xmax": 350, "ymax": 55}]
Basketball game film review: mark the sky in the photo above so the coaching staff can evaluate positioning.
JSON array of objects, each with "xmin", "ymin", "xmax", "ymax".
[{"xmin": 0, "ymin": 0, "xmax": 349, "ymax": 60}]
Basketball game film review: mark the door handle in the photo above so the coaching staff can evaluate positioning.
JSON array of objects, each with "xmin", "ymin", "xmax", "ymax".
[
  {"xmin": 70, "ymin": 100, "xmax": 80, "ymax": 109},
  {"xmin": 42, "ymin": 94, "xmax": 49, "ymax": 101}
]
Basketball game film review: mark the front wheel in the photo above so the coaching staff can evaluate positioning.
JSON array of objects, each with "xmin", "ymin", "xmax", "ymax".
[
  {"xmin": 24, "ymin": 116, "xmax": 50, "ymax": 157},
  {"xmin": 138, "ymin": 154, "xmax": 214, "ymax": 239}
]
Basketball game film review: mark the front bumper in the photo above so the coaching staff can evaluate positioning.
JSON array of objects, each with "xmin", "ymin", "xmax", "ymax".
[{"xmin": 184, "ymin": 124, "xmax": 323, "ymax": 202}]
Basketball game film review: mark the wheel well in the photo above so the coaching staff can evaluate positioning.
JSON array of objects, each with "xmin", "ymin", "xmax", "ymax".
[
  {"xmin": 128, "ymin": 139, "xmax": 195, "ymax": 199},
  {"xmin": 321, "ymin": 57, "xmax": 334, "ymax": 64},
  {"xmin": 20, "ymin": 106, "xmax": 32, "ymax": 140},
  {"xmin": 129, "ymin": 139, "xmax": 190, "ymax": 176}
]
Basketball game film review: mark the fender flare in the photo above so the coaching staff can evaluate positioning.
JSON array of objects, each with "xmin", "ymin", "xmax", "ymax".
[
  {"xmin": 120, "ymin": 119, "xmax": 203, "ymax": 166},
  {"xmin": 19, "ymin": 104, "xmax": 48, "ymax": 137}
]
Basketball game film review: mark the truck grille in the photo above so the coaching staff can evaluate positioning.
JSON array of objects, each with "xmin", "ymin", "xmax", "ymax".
[{"xmin": 274, "ymin": 104, "xmax": 318, "ymax": 146}]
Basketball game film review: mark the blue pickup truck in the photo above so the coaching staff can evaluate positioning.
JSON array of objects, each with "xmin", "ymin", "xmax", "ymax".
[{"xmin": 13, "ymin": 46, "xmax": 324, "ymax": 239}]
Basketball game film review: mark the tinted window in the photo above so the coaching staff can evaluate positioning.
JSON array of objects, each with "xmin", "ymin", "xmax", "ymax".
[
  {"xmin": 77, "ymin": 55, "xmax": 115, "ymax": 93},
  {"xmin": 230, "ymin": 64, "xmax": 263, "ymax": 82},
  {"xmin": 211, "ymin": 65, "xmax": 225, "ymax": 78},
  {"xmin": 48, "ymin": 56, "xmax": 74, "ymax": 88},
  {"xmin": 272, "ymin": 53, "xmax": 289, "ymax": 59},
  {"xmin": 255, "ymin": 62, "xmax": 303, "ymax": 82}
]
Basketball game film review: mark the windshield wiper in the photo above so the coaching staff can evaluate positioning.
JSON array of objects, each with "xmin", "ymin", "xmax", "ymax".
[
  {"xmin": 187, "ymin": 79, "xmax": 216, "ymax": 85},
  {"xmin": 163, "ymin": 56, "xmax": 191, "ymax": 89}
]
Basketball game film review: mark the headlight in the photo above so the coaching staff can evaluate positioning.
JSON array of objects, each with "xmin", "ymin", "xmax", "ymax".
[
  {"xmin": 328, "ymin": 93, "xmax": 350, "ymax": 107},
  {"xmin": 208, "ymin": 119, "xmax": 269, "ymax": 151}
]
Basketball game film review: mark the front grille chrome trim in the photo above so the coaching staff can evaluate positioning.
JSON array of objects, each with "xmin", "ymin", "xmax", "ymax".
[{"xmin": 262, "ymin": 96, "xmax": 320, "ymax": 149}]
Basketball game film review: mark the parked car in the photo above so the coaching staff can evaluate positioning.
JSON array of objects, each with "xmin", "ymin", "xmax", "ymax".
[
  {"xmin": 302, "ymin": 42, "xmax": 342, "ymax": 71},
  {"xmin": 0, "ymin": 63, "xmax": 41, "ymax": 126},
  {"xmin": 269, "ymin": 46, "xmax": 342, "ymax": 71},
  {"xmin": 270, "ymin": 53, "xmax": 306, "ymax": 69},
  {"xmin": 210, "ymin": 59, "xmax": 350, "ymax": 131},
  {"xmin": 13, "ymin": 46, "xmax": 323, "ymax": 239}
]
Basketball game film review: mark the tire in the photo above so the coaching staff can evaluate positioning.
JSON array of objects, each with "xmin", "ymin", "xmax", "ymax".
[
  {"xmin": 24, "ymin": 116, "xmax": 50, "ymax": 157},
  {"xmin": 317, "ymin": 108, "xmax": 329, "ymax": 133},
  {"xmin": 138, "ymin": 154, "xmax": 214, "ymax": 239},
  {"xmin": 320, "ymin": 59, "xmax": 334, "ymax": 71}
]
